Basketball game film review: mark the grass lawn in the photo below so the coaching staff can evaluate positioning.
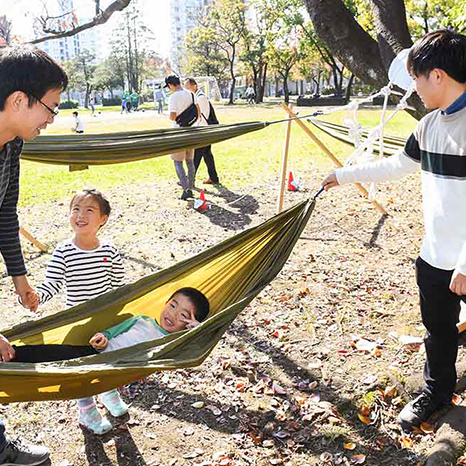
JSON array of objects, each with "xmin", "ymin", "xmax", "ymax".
[{"xmin": 19, "ymin": 103, "xmax": 418, "ymax": 207}]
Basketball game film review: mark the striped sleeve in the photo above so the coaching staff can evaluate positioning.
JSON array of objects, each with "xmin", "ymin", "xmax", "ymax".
[
  {"xmin": 0, "ymin": 143, "xmax": 26, "ymax": 276},
  {"xmin": 110, "ymin": 246, "xmax": 125, "ymax": 288},
  {"xmin": 36, "ymin": 246, "xmax": 66, "ymax": 305}
]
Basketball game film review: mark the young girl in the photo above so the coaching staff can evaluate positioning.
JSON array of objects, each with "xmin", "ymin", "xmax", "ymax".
[
  {"xmin": 27, "ymin": 187, "xmax": 126, "ymax": 434},
  {"xmin": 10, "ymin": 287, "xmax": 210, "ymax": 436}
]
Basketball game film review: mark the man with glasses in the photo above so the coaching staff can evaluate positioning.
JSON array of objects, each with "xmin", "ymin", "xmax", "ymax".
[{"xmin": 0, "ymin": 45, "xmax": 68, "ymax": 466}]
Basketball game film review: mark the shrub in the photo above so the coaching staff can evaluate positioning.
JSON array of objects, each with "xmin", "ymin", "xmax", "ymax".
[
  {"xmin": 102, "ymin": 97, "xmax": 122, "ymax": 107},
  {"xmin": 59, "ymin": 100, "xmax": 79, "ymax": 109}
]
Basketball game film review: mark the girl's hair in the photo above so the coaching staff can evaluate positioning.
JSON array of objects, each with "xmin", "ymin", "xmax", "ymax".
[
  {"xmin": 168, "ymin": 287, "xmax": 210, "ymax": 322},
  {"xmin": 70, "ymin": 188, "xmax": 111, "ymax": 216},
  {"xmin": 407, "ymin": 29, "xmax": 466, "ymax": 83},
  {"xmin": 0, "ymin": 45, "xmax": 68, "ymax": 111}
]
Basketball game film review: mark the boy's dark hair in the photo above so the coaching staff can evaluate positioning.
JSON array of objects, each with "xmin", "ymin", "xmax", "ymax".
[
  {"xmin": 407, "ymin": 29, "xmax": 466, "ymax": 83},
  {"xmin": 0, "ymin": 45, "xmax": 68, "ymax": 111},
  {"xmin": 185, "ymin": 78, "xmax": 197, "ymax": 86},
  {"xmin": 70, "ymin": 188, "xmax": 111, "ymax": 217},
  {"xmin": 169, "ymin": 287, "xmax": 210, "ymax": 322},
  {"xmin": 72, "ymin": 111, "xmax": 78, "ymax": 116}
]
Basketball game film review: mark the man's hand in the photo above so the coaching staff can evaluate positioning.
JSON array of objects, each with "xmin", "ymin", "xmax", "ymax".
[
  {"xmin": 450, "ymin": 270, "xmax": 466, "ymax": 296},
  {"xmin": 89, "ymin": 333, "xmax": 108, "ymax": 350},
  {"xmin": 12, "ymin": 275, "xmax": 39, "ymax": 312},
  {"xmin": 0, "ymin": 333, "xmax": 15, "ymax": 362},
  {"xmin": 322, "ymin": 172, "xmax": 340, "ymax": 190}
]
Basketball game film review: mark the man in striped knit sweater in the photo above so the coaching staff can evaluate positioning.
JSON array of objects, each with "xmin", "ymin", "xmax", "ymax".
[
  {"xmin": 322, "ymin": 30, "xmax": 466, "ymax": 432},
  {"xmin": 0, "ymin": 46, "xmax": 68, "ymax": 465}
]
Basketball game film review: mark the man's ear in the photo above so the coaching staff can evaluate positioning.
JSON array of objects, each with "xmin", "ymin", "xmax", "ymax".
[{"xmin": 7, "ymin": 91, "xmax": 28, "ymax": 112}]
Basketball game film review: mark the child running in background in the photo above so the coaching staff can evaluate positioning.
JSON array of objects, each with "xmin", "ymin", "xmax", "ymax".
[{"xmin": 9, "ymin": 287, "xmax": 210, "ymax": 436}]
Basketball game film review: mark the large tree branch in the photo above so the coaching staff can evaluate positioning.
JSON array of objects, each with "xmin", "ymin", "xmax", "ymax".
[
  {"xmin": 371, "ymin": 0, "xmax": 413, "ymax": 68},
  {"xmin": 304, "ymin": 0, "xmax": 387, "ymax": 87},
  {"xmin": 29, "ymin": 0, "xmax": 132, "ymax": 45}
]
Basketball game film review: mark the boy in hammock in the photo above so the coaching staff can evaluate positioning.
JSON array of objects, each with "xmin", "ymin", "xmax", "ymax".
[
  {"xmin": 322, "ymin": 29, "xmax": 466, "ymax": 432},
  {"xmin": 8, "ymin": 286, "xmax": 210, "ymax": 435}
]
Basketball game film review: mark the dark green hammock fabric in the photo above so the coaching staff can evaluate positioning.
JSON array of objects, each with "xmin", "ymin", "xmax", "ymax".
[
  {"xmin": 309, "ymin": 119, "xmax": 407, "ymax": 156},
  {"xmin": 0, "ymin": 198, "xmax": 316, "ymax": 403},
  {"xmin": 21, "ymin": 122, "xmax": 268, "ymax": 166}
]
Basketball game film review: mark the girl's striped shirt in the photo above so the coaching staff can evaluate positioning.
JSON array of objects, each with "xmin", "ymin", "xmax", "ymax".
[{"xmin": 37, "ymin": 239, "xmax": 125, "ymax": 308}]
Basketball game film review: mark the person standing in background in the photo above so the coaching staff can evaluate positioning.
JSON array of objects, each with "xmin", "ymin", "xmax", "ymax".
[{"xmin": 184, "ymin": 78, "xmax": 220, "ymax": 186}]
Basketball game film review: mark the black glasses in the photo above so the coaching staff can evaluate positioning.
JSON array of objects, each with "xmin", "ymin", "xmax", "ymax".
[{"xmin": 30, "ymin": 94, "xmax": 59, "ymax": 117}]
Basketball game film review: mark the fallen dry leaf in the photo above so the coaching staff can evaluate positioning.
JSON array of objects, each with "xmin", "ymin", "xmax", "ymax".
[
  {"xmin": 344, "ymin": 442, "xmax": 357, "ymax": 450},
  {"xmin": 351, "ymin": 454, "xmax": 366, "ymax": 464}
]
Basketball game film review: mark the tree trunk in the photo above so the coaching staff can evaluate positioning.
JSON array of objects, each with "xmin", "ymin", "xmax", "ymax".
[
  {"xmin": 371, "ymin": 0, "xmax": 412, "ymax": 66},
  {"xmin": 260, "ymin": 62, "xmax": 268, "ymax": 101},
  {"xmin": 345, "ymin": 73, "xmax": 355, "ymax": 100},
  {"xmin": 304, "ymin": 0, "xmax": 426, "ymax": 119},
  {"xmin": 228, "ymin": 59, "xmax": 236, "ymax": 105},
  {"xmin": 283, "ymin": 74, "xmax": 290, "ymax": 103}
]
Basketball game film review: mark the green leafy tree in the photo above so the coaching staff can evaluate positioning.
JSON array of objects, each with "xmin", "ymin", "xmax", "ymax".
[{"xmin": 65, "ymin": 50, "xmax": 97, "ymax": 108}]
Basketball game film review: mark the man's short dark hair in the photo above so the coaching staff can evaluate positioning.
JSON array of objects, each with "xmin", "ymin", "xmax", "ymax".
[
  {"xmin": 169, "ymin": 287, "xmax": 210, "ymax": 322},
  {"xmin": 185, "ymin": 78, "xmax": 197, "ymax": 86},
  {"xmin": 164, "ymin": 75, "xmax": 180, "ymax": 88},
  {"xmin": 407, "ymin": 29, "xmax": 466, "ymax": 83},
  {"xmin": 0, "ymin": 45, "xmax": 68, "ymax": 111}
]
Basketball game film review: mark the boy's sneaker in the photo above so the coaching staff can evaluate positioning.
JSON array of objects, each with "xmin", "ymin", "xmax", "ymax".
[
  {"xmin": 0, "ymin": 439, "xmax": 49, "ymax": 466},
  {"xmin": 180, "ymin": 190, "xmax": 190, "ymax": 200},
  {"xmin": 78, "ymin": 404, "xmax": 112, "ymax": 435},
  {"xmin": 398, "ymin": 393, "xmax": 451, "ymax": 432},
  {"xmin": 101, "ymin": 390, "xmax": 129, "ymax": 417}
]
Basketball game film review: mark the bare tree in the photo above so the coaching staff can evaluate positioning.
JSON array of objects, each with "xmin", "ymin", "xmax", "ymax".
[
  {"xmin": 30, "ymin": 0, "xmax": 133, "ymax": 45},
  {"xmin": 0, "ymin": 15, "xmax": 13, "ymax": 45}
]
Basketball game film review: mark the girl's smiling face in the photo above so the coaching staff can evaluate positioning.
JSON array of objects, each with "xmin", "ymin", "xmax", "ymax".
[
  {"xmin": 160, "ymin": 293, "xmax": 197, "ymax": 333},
  {"xmin": 69, "ymin": 195, "xmax": 108, "ymax": 237}
]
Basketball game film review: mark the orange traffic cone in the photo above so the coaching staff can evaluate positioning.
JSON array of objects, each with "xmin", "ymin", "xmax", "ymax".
[
  {"xmin": 287, "ymin": 171, "xmax": 298, "ymax": 191},
  {"xmin": 194, "ymin": 189, "xmax": 208, "ymax": 211}
]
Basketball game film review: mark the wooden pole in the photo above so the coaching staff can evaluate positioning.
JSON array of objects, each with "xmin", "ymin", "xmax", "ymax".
[
  {"xmin": 280, "ymin": 102, "xmax": 388, "ymax": 216},
  {"xmin": 277, "ymin": 104, "xmax": 294, "ymax": 214},
  {"xmin": 20, "ymin": 227, "xmax": 47, "ymax": 253}
]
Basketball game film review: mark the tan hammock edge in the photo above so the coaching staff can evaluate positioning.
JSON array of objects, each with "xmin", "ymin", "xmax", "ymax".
[
  {"xmin": 21, "ymin": 122, "xmax": 268, "ymax": 166},
  {"xmin": 0, "ymin": 198, "xmax": 316, "ymax": 403}
]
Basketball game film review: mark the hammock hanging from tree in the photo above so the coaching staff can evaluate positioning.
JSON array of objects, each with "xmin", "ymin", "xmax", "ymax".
[
  {"xmin": 0, "ymin": 198, "xmax": 316, "ymax": 403},
  {"xmin": 21, "ymin": 122, "xmax": 268, "ymax": 166},
  {"xmin": 309, "ymin": 119, "xmax": 407, "ymax": 156}
]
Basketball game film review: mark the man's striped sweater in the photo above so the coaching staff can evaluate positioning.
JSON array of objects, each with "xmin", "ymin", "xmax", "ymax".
[
  {"xmin": 336, "ymin": 94, "xmax": 466, "ymax": 274},
  {"xmin": 0, "ymin": 137, "xmax": 26, "ymax": 277}
]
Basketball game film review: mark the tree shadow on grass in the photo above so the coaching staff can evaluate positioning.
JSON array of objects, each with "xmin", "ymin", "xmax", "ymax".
[
  {"xmin": 82, "ymin": 423, "xmax": 148, "ymax": 466},
  {"xmin": 194, "ymin": 184, "xmax": 260, "ymax": 231}
]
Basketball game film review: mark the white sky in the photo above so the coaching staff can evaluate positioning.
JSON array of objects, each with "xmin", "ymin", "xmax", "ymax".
[{"xmin": 1, "ymin": 0, "xmax": 171, "ymax": 58}]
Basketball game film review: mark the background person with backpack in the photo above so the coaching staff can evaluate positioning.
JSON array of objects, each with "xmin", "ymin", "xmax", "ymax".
[
  {"xmin": 184, "ymin": 78, "xmax": 220, "ymax": 186},
  {"xmin": 165, "ymin": 75, "xmax": 200, "ymax": 200}
]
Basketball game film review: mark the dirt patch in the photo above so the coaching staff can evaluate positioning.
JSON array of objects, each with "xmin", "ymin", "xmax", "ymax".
[{"xmin": 1, "ymin": 165, "xmax": 465, "ymax": 465}]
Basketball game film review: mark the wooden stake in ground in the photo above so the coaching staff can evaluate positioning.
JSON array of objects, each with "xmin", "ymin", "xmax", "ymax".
[
  {"xmin": 20, "ymin": 227, "xmax": 47, "ymax": 252},
  {"xmin": 276, "ymin": 104, "xmax": 294, "ymax": 214},
  {"xmin": 280, "ymin": 102, "xmax": 388, "ymax": 216}
]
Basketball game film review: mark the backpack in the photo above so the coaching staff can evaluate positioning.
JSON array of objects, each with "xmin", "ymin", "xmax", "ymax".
[
  {"xmin": 206, "ymin": 102, "xmax": 219, "ymax": 125},
  {"xmin": 175, "ymin": 92, "xmax": 198, "ymax": 127},
  {"xmin": 198, "ymin": 91, "xmax": 219, "ymax": 125}
]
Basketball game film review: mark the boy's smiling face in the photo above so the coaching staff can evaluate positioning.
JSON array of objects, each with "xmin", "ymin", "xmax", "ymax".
[{"xmin": 160, "ymin": 293, "xmax": 197, "ymax": 333}]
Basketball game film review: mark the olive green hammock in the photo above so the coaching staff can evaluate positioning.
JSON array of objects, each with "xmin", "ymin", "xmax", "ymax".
[
  {"xmin": 21, "ymin": 122, "xmax": 268, "ymax": 166},
  {"xmin": 309, "ymin": 118, "xmax": 407, "ymax": 156},
  {"xmin": 0, "ymin": 198, "xmax": 317, "ymax": 403}
]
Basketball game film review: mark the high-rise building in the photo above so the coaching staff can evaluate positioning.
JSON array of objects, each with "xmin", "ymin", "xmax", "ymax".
[
  {"xmin": 170, "ymin": 0, "xmax": 213, "ymax": 74},
  {"xmin": 34, "ymin": 0, "xmax": 100, "ymax": 63}
]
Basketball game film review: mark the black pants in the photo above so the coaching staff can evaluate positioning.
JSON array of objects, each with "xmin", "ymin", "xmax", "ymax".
[
  {"xmin": 12, "ymin": 344, "xmax": 98, "ymax": 363},
  {"xmin": 416, "ymin": 257, "xmax": 466, "ymax": 402},
  {"xmin": 194, "ymin": 145, "xmax": 219, "ymax": 183}
]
